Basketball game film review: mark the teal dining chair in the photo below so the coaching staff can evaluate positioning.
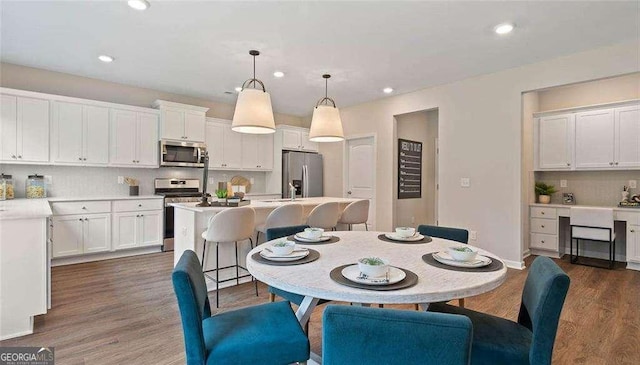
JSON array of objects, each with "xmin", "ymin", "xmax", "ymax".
[
  {"xmin": 265, "ymin": 225, "xmax": 311, "ymax": 304},
  {"xmin": 323, "ymin": 305, "xmax": 473, "ymax": 365},
  {"xmin": 428, "ymin": 256, "xmax": 570, "ymax": 365},
  {"xmin": 418, "ymin": 224, "xmax": 469, "ymax": 307},
  {"xmin": 172, "ymin": 250, "xmax": 309, "ymax": 365}
]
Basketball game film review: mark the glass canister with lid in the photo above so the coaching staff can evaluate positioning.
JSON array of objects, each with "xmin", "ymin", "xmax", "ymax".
[
  {"xmin": 26, "ymin": 174, "xmax": 47, "ymax": 199},
  {"xmin": 0, "ymin": 174, "xmax": 14, "ymax": 200}
]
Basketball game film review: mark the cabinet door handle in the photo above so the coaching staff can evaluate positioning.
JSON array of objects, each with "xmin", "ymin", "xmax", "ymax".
[
  {"xmin": 83, "ymin": 158, "xmax": 87, "ymax": 161},
  {"xmin": 132, "ymin": 160, "xmax": 136, "ymax": 163},
  {"xmin": 82, "ymin": 206, "xmax": 87, "ymax": 210},
  {"xmin": 566, "ymin": 163, "xmax": 570, "ymax": 166},
  {"xmin": 17, "ymin": 155, "xmax": 22, "ymax": 159},
  {"xmin": 541, "ymin": 225, "xmax": 545, "ymax": 228},
  {"xmin": 138, "ymin": 204, "xmax": 142, "ymax": 207},
  {"xmin": 11, "ymin": 154, "xmax": 16, "ymax": 159},
  {"xmin": 79, "ymin": 157, "xmax": 83, "ymax": 161},
  {"xmin": 609, "ymin": 162, "xmax": 614, "ymax": 166},
  {"xmin": 541, "ymin": 212, "xmax": 545, "ymax": 215},
  {"xmin": 615, "ymin": 162, "xmax": 619, "ymax": 165},
  {"xmin": 631, "ymin": 229, "xmax": 636, "ymax": 233},
  {"xmin": 541, "ymin": 240, "xmax": 545, "ymax": 243},
  {"xmin": 140, "ymin": 214, "xmax": 144, "ymax": 217},
  {"xmin": 136, "ymin": 214, "xmax": 140, "ymax": 217},
  {"xmin": 79, "ymin": 218, "xmax": 83, "ymax": 221}
]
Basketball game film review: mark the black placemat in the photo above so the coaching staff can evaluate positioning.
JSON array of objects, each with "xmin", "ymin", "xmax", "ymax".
[
  {"xmin": 287, "ymin": 235, "xmax": 340, "ymax": 245},
  {"xmin": 377, "ymin": 234, "xmax": 432, "ymax": 244},
  {"xmin": 329, "ymin": 264, "xmax": 419, "ymax": 291},
  {"xmin": 422, "ymin": 253, "xmax": 504, "ymax": 272},
  {"xmin": 251, "ymin": 249, "xmax": 320, "ymax": 266}
]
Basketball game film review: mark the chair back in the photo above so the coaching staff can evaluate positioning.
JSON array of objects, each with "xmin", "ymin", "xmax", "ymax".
[
  {"xmin": 264, "ymin": 204, "xmax": 303, "ymax": 230},
  {"xmin": 517, "ymin": 256, "xmax": 570, "ymax": 365},
  {"xmin": 172, "ymin": 250, "xmax": 211, "ymax": 365},
  {"xmin": 417, "ymin": 224, "xmax": 469, "ymax": 244},
  {"xmin": 307, "ymin": 202, "xmax": 341, "ymax": 230},
  {"xmin": 266, "ymin": 225, "xmax": 310, "ymax": 241},
  {"xmin": 203, "ymin": 207, "xmax": 255, "ymax": 242},
  {"xmin": 338, "ymin": 199, "xmax": 370, "ymax": 225},
  {"xmin": 570, "ymin": 207, "xmax": 614, "ymax": 241},
  {"xmin": 323, "ymin": 305, "xmax": 472, "ymax": 365}
]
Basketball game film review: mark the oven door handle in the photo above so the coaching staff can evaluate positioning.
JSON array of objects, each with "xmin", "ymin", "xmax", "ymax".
[{"xmin": 197, "ymin": 147, "xmax": 202, "ymax": 164}]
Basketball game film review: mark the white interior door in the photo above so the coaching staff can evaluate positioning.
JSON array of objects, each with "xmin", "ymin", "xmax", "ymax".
[{"xmin": 345, "ymin": 136, "xmax": 376, "ymax": 229}]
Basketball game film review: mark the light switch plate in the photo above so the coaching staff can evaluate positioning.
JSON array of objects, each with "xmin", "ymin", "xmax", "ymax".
[
  {"xmin": 560, "ymin": 180, "xmax": 567, "ymax": 188},
  {"xmin": 117, "ymin": 176, "xmax": 124, "ymax": 184},
  {"xmin": 460, "ymin": 178, "xmax": 470, "ymax": 188},
  {"xmin": 630, "ymin": 180, "xmax": 637, "ymax": 189}
]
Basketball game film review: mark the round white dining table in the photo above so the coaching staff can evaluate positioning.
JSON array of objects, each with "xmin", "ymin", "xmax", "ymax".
[{"xmin": 247, "ymin": 231, "xmax": 508, "ymax": 327}]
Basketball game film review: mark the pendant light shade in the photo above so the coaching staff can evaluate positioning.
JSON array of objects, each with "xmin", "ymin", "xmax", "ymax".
[
  {"xmin": 309, "ymin": 74, "xmax": 344, "ymax": 142},
  {"xmin": 232, "ymin": 50, "xmax": 276, "ymax": 134}
]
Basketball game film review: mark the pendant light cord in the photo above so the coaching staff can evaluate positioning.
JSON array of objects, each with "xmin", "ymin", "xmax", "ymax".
[{"xmin": 325, "ymin": 77, "xmax": 328, "ymax": 100}]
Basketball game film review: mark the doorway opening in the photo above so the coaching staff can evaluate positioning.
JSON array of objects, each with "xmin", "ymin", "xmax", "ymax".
[{"xmin": 344, "ymin": 135, "xmax": 377, "ymax": 230}]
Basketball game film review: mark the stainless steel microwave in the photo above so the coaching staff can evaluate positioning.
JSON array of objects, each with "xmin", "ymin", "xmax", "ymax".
[{"xmin": 160, "ymin": 140, "xmax": 206, "ymax": 168}]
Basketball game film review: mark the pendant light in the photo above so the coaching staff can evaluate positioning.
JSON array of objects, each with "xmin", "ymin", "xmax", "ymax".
[
  {"xmin": 232, "ymin": 50, "xmax": 276, "ymax": 134},
  {"xmin": 309, "ymin": 74, "xmax": 344, "ymax": 142}
]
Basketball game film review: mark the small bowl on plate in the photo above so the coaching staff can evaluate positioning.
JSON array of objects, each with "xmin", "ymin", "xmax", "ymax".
[
  {"xmin": 395, "ymin": 227, "xmax": 416, "ymax": 238},
  {"xmin": 270, "ymin": 240, "xmax": 295, "ymax": 256},
  {"xmin": 447, "ymin": 246, "xmax": 478, "ymax": 261},
  {"xmin": 357, "ymin": 257, "xmax": 389, "ymax": 278},
  {"xmin": 301, "ymin": 227, "xmax": 324, "ymax": 240}
]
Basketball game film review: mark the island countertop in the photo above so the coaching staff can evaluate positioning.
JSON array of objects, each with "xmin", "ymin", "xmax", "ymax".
[
  {"xmin": 0, "ymin": 199, "xmax": 53, "ymax": 220},
  {"xmin": 170, "ymin": 196, "xmax": 359, "ymax": 212}
]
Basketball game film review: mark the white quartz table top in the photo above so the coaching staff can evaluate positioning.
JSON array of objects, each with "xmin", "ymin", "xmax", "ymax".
[
  {"xmin": 171, "ymin": 197, "xmax": 359, "ymax": 213},
  {"xmin": 0, "ymin": 199, "xmax": 53, "ymax": 220},
  {"xmin": 48, "ymin": 195, "xmax": 163, "ymax": 202},
  {"xmin": 247, "ymin": 231, "xmax": 507, "ymax": 304}
]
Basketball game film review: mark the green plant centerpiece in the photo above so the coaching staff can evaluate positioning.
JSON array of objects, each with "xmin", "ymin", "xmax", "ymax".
[
  {"xmin": 535, "ymin": 182, "xmax": 557, "ymax": 204},
  {"xmin": 215, "ymin": 189, "xmax": 228, "ymax": 202},
  {"xmin": 359, "ymin": 257, "xmax": 385, "ymax": 266}
]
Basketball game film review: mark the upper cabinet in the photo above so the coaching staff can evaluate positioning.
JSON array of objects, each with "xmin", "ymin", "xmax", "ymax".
[
  {"xmin": 1, "ymin": 94, "xmax": 50, "ymax": 163},
  {"xmin": 205, "ymin": 118, "xmax": 274, "ymax": 171},
  {"xmin": 153, "ymin": 100, "xmax": 209, "ymax": 142},
  {"xmin": 535, "ymin": 101, "xmax": 639, "ymax": 171},
  {"xmin": 110, "ymin": 109, "xmax": 159, "ymax": 168},
  {"xmin": 278, "ymin": 126, "xmax": 318, "ymax": 152},
  {"xmin": 241, "ymin": 133, "xmax": 274, "ymax": 170},
  {"xmin": 51, "ymin": 101, "xmax": 109, "ymax": 166}
]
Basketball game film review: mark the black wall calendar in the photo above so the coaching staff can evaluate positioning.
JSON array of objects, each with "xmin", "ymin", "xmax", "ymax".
[{"xmin": 398, "ymin": 139, "xmax": 422, "ymax": 199}]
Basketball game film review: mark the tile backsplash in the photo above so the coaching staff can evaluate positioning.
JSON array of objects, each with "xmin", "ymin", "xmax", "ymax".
[
  {"xmin": 0, "ymin": 164, "xmax": 271, "ymax": 198},
  {"xmin": 535, "ymin": 170, "xmax": 640, "ymax": 206}
]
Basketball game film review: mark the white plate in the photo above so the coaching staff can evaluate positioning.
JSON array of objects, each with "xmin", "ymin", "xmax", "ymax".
[
  {"xmin": 294, "ymin": 233, "xmax": 332, "ymax": 242},
  {"xmin": 341, "ymin": 265, "xmax": 406, "ymax": 286},
  {"xmin": 260, "ymin": 248, "xmax": 309, "ymax": 262},
  {"xmin": 384, "ymin": 233, "xmax": 425, "ymax": 242},
  {"xmin": 432, "ymin": 251, "xmax": 492, "ymax": 268}
]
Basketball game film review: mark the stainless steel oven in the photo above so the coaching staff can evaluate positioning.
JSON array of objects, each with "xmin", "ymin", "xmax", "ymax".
[
  {"xmin": 160, "ymin": 140, "xmax": 207, "ymax": 168},
  {"xmin": 155, "ymin": 178, "xmax": 202, "ymax": 251}
]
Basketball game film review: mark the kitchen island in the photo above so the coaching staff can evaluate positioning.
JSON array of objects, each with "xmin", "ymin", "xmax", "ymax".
[
  {"xmin": 0, "ymin": 199, "xmax": 52, "ymax": 340},
  {"xmin": 171, "ymin": 197, "xmax": 358, "ymax": 290}
]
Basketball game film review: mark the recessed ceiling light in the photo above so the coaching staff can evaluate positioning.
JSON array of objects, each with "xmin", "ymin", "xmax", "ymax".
[
  {"xmin": 234, "ymin": 87, "xmax": 242, "ymax": 92},
  {"xmin": 273, "ymin": 71, "xmax": 285, "ymax": 78},
  {"xmin": 98, "ymin": 55, "xmax": 114, "ymax": 63},
  {"xmin": 128, "ymin": 0, "xmax": 150, "ymax": 11},
  {"xmin": 383, "ymin": 87, "xmax": 394, "ymax": 94},
  {"xmin": 494, "ymin": 23, "xmax": 514, "ymax": 35}
]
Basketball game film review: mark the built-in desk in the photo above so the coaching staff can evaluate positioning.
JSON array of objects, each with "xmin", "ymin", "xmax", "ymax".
[{"xmin": 529, "ymin": 203, "xmax": 640, "ymax": 271}]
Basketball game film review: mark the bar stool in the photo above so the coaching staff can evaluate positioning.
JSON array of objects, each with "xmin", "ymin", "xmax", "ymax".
[
  {"xmin": 307, "ymin": 202, "xmax": 341, "ymax": 230},
  {"xmin": 201, "ymin": 207, "xmax": 257, "ymax": 307},
  {"xmin": 338, "ymin": 199, "xmax": 370, "ymax": 231},
  {"xmin": 570, "ymin": 207, "xmax": 615, "ymax": 269},
  {"xmin": 255, "ymin": 203, "xmax": 303, "ymax": 244}
]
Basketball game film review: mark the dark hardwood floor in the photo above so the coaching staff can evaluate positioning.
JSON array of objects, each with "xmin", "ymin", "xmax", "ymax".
[{"xmin": 1, "ymin": 252, "xmax": 638, "ymax": 364}]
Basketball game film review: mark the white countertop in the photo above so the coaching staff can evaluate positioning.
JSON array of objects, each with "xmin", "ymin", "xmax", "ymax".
[
  {"xmin": 530, "ymin": 203, "xmax": 640, "ymax": 212},
  {"xmin": 0, "ymin": 199, "xmax": 53, "ymax": 220},
  {"xmin": 47, "ymin": 195, "xmax": 163, "ymax": 202},
  {"xmin": 171, "ymin": 197, "xmax": 359, "ymax": 213}
]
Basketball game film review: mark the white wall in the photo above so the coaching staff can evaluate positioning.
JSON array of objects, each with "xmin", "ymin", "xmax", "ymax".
[{"xmin": 320, "ymin": 41, "xmax": 639, "ymax": 267}]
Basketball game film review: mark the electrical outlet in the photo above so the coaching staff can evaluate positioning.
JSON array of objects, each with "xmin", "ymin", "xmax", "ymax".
[
  {"xmin": 117, "ymin": 176, "xmax": 124, "ymax": 184},
  {"xmin": 560, "ymin": 180, "xmax": 567, "ymax": 188},
  {"xmin": 630, "ymin": 180, "xmax": 637, "ymax": 189},
  {"xmin": 250, "ymin": 178, "xmax": 255, "ymax": 184},
  {"xmin": 460, "ymin": 178, "xmax": 470, "ymax": 188},
  {"xmin": 470, "ymin": 231, "xmax": 477, "ymax": 240},
  {"xmin": 44, "ymin": 175, "xmax": 52, "ymax": 184}
]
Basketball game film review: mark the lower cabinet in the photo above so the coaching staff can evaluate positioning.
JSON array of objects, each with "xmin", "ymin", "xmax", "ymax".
[
  {"xmin": 112, "ymin": 210, "xmax": 162, "ymax": 250},
  {"xmin": 52, "ymin": 214, "xmax": 111, "ymax": 258},
  {"xmin": 627, "ymin": 224, "xmax": 640, "ymax": 264}
]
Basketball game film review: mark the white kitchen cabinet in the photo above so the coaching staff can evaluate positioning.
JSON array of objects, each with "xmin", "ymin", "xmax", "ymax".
[
  {"xmin": 153, "ymin": 100, "xmax": 208, "ymax": 142},
  {"xmin": 241, "ymin": 133, "xmax": 274, "ymax": 170},
  {"xmin": 110, "ymin": 109, "xmax": 159, "ymax": 167},
  {"xmin": 279, "ymin": 126, "xmax": 318, "ymax": 152},
  {"xmin": 0, "ymin": 95, "xmax": 49, "ymax": 163},
  {"xmin": 205, "ymin": 119, "xmax": 242, "ymax": 169},
  {"xmin": 112, "ymin": 210, "xmax": 162, "ymax": 250},
  {"xmin": 52, "ymin": 214, "xmax": 111, "ymax": 257},
  {"xmin": 52, "ymin": 101, "xmax": 109, "ymax": 165},
  {"xmin": 615, "ymin": 105, "xmax": 640, "ymax": 168},
  {"xmin": 537, "ymin": 114, "xmax": 574, "ymax": 170},
  {"xmin": 282, "ymin": 129, "xmax": 301, "ymax": 150},
  {"xmin": 574, "ymin": 109, "xmax": 615, "ymax": 169},
  {"xmin": 627, "ymin": 224, "xmax": 640, "ymax": 264},
  {"xmin": 300, "ymin": 131, "xmax": 318, "ymax": 152}
]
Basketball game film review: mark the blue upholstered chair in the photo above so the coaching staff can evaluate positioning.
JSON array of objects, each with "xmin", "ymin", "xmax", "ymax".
[
  {"xmin": 172, "ymin": 250, "xmax": 309, "ymax": 365},
  {"xmin": 322, "ymin": 305, "xmax": 473, "ymax": 365},
  {"xmin": 428, "ymin": 256, "xmax": 570, "ymax": 365},
  {"xmin": 418, "ymin": 224, "xmax": 469, "ymax": 307},
  {"xmin": 418, "ymin": 224, "xmax": 469, "ymax": 244}
]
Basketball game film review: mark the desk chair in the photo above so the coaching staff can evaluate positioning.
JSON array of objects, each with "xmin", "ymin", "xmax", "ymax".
[
  {"xmin": 173, "ymin": 250, "xmax": 309, "ymax": 365},
  {"xmin": 570, "ymin": 207, "xmax": 615, "ymax": 269}
]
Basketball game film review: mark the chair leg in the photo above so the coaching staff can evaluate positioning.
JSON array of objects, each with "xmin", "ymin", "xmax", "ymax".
[
  {"xmin": 609, "ymin": 239, "xmax": 615, "ymax": 269},
  {"xmin": 365, "ymin": 222, "xmax": 368, "ymax": 231},
  {"xmin": 215, "ymin": 242, "xmax": 220, "ymax": 308},
  {"xmin": 413, "ymin": 304, "xmax": 419, "ymax": 311},
  {"xmin": 249, "ymin": 238, "xmax": 258, "ymax": 296},
  {"xmin": 256, "ymin": 231, "xmax": 260, "ymax": 245},
  {"xmin": 269, "ymin": 293, "xmax": 275, "ymax": 302},
  {"xmin": 201, "ymin": 239, "xmax": 208, "ymax": 268},
  {"xmin": 234, "ymin": 241, "xmax": 240, "ymax": 286},
  {"xmin": 458, "ymin": 298, "xmax": 465, "ymax": 308}
]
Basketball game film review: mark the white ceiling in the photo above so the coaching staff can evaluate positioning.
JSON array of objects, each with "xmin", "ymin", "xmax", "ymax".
[{"xmin": 1, "ymin": 1, "xmax": 638, "ymax": 116}]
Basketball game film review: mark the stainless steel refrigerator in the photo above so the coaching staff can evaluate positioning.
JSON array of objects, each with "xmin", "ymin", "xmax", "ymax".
[{"xmin": 282, "ymin": 151, "xmax": 323, "ymax": 198}]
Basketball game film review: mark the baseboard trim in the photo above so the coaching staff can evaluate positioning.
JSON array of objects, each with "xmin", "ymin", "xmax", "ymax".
[
  {"xmin": 503, "ymin": 259, "xmax": 525, "ymax": 270},
  {"xmin": 626, "ymin": 261, "xmax": 640, "ymax": 271},
  {"xmin": 52, "ymin": 246, "xmax": 162, "ymax": 266},
  {"xmin": 530, "ymin": 249, "xmax": 562, "ymax": 259}
]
